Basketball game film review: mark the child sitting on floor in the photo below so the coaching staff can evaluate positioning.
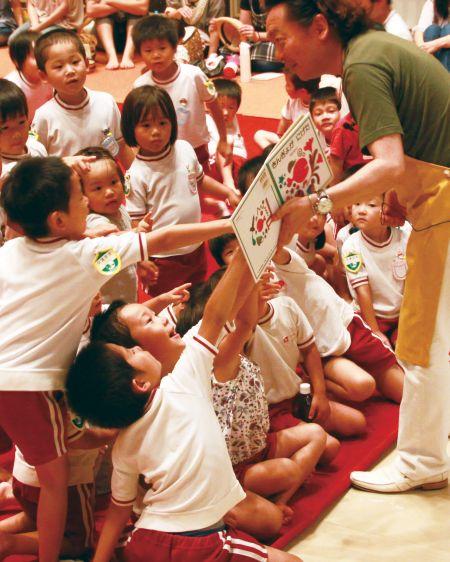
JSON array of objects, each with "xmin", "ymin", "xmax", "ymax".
[
  {"xmin": 254, "ymin": 71, "xmax": 320, "ymax": 150},
  {"xmin": 5, "ymin": 30, "xmax": 52, "ymax": 120},
  {"xmin": 342, "ymin": 195, "xmax": 410, "ymax": 348},
  {"xmin": 66, "ymin": 248, "xmax": 302, "ymax": 562},
  {"xmin": 309, "ymin": 87, "xmax": 341, "ymax": 149},
  {"xmin": 122, "ymin": 85, "xmax": 238, "ymax": 296}
]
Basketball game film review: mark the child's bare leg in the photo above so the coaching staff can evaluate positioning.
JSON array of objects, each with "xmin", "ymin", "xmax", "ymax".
[
  {"xmin": 320, "ymin": 433, "xmax": 341, "ymax": 464},
  {"xmin": 324, "ymin": 357, "xmax": 376, "ymax": 402},
  {"xmin": 120, "ymin": 19, "xmax": 136, "ymax": 68},
  {"xmin": 374, "ymin": 364, "xmax": 404, "ymax": 403},
  {"xmin": 35, "ymin": 454, "xmax": 69, "ymax": 562},
  {"xmin": 96, "ymin": 21, "xmax": 119, "ymax": 69},
  {"xmin": 266, "ymin": 545, "xmax": 303, "ymax": 561},
  {"xmin": 0, "ymin": 511, "xmax": 35, "ymax": 534},
  {"xmin": 225, "ymin": 490, "xmax": 284, "ymax": 540},
  {"xmin": 254, "ymin": 130, "xmax": 280, "ymax": 150},
  {"xmin": 0, "ymin": 530, "xmax": 39, "ymax": 558},
  {"xmin": 323, "ymin": 400, "xmax": 367, "ymax": 437}
]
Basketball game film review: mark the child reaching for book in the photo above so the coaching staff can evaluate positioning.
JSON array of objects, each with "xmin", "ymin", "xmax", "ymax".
[
  {"xmin": 342, "ymin": 195, "xmax": 410, "ymax": 348},
  {"xmin": 254, "ymin": 71, "xmax": 320, "ymax": 150},
  {"xmin": 122, "ymin": 85, "xmax": 239, "ymax": 296}
]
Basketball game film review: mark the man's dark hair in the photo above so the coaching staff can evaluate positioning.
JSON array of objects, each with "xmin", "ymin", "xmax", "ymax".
[
  {"xmin": 208, "ymin": 232, "xmax": 238, "ymax": 267},
  {"xmin": 213, "ymin": 78, "xmax": 242, "ymax": 107},
  {"xmin": 76, "ymin": 146, "xmax": 125, "ymax": 188},
  {"xmin": 1, "ymin": 157, "xmax": 72, "ymax": 238},
  {"xmin": 0, "ymin": 79, "xmax": 28, "ymax": 120},
  {"xmin": 265, "ymin": 0, "xmax": 373, "ymax": 45},
  {"xmin": 237, "ymin": 154, "xmax": 266, "ymax": 196},
  {"xmin": 309, "ymin": 86, "xmax": 341, "ymax": 111},
  {"xmin": 132, "ymin": 14, "xmax": 179, "ymax": 52},
  {"xmin": 91, "ymin": 300, "xmax": 137, "ymax": 348},
  {"xmin": 66, "ymin": 341, "xmax": 149, "ymax": 429},
  {"xmin": 121, "ymin": 85, "xmax": 178, "ymax": 148},
  {"xmin": 8, "ymin": 30, "xmax": 40, "ymax": 71},
  {"xmin": 34, "ymin": 29, "xmax": 86, "ymax": 72}
]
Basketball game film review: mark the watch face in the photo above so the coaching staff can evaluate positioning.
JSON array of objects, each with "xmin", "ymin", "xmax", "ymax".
[{"xmin": 317, "ymin": 196, "xmax": 333, "ymax": 214}]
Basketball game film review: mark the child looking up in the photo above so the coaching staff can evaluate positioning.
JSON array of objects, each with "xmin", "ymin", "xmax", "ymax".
[
  {"xmin": 342, "ymin": 195, "xmax": 410, "ymax": 348},
  {"xmin": 207, "ymin": 78, "xmax": 247, "ymax": 194},
  {"xmin": 132, "ymin": 14, "xmax": 232, "ymax": 170},
  {"xmin": 122, "ymin": 85, "xmax": 238, "ymax": 296},
  {"xmin": 5, "ymin": 31, "xmax": 52, "ymax": 120},
  {"xmin": 309, "ymin": 86, "xmax": 341, "ymax": 147},
  {"xmin": 67, "ymin": 249, "xmax": 302, "ymax": 562},
  {"xmin": 32, "ymin": 29, "xmax": 135, "ymax": 169},
  {"xmin": 0, "ymin": 155, "xmax": 232, "ymax": 562},
  {"xmin": 0, "ymin": 79, "xmax": 47, "ymax": 178},
  {"xmin": 254, "ymin": 71, "xmax": 320, "ymax": 150}
]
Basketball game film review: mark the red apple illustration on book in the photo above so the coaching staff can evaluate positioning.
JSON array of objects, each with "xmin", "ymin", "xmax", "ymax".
[
  {"xmin": 250, "ymin": 198, "xmax": 273, "ymax": 246},
  {"xmin": 281, "ymin": 136, "xmax": 324, "ymax": 200}
]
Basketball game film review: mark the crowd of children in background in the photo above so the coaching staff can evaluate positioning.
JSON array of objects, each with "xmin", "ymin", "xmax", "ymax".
[{"xmin": 0, "ymin": 5, "xmax": 417, "ymax": 561}]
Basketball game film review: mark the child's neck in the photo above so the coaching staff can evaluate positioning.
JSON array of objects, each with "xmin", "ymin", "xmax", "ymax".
[
  {"xmin": 56, "ymin": 87, "xmax": 87, "ymax": 106},
  {"xmin": 297, "ymin": 232, "xmax": 313, "ymax": 246},
  {"xmin": 362, "ymin": 225, "xmax": 390, "ymax": 244},
  {"xmin": 19, "ymin": 69, "xmax": 40, "ymax": 87},
  {"xmin": 139, "ymin": 144, "xmax": 170, "ymax": 158},
  {"xmin": 1, "ymin": 144, "xmax": 27, "ymax": 157},
  {"xmin": 152, "ymin": 61, "xmax": 178, "ymax": 81}
]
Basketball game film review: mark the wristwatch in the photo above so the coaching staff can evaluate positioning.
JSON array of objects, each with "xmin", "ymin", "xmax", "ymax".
[{"xmin": 309, "ymin": 190, "xmax": 333, "ymax": 215}]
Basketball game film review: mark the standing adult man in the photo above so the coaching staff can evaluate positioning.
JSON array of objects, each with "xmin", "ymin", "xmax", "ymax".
[{"xmin": 265, "ymin": 0, "xmax": 450, "ymax": 493}]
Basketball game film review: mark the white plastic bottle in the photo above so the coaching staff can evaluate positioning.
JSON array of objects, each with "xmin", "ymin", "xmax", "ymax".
[{"xmin": 239, "ymin": 41, "xmax": 252, "ymax": 83}]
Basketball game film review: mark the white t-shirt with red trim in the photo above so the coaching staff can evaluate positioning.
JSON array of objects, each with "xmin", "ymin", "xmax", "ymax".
[
  {"xmin": 342, "ymin": 228, "xmax": 409, "ymax": 319},
  {"xmin": 274, "ymin": 249, "xmax": 354, "ymax": 357},
  {"xmin": 111, "ymin": 333, "xmax": 245, "ymax": 533},
  {"xmin": 5, "ymin": 70, "xmax": 53, "ymax": 121},
  {"xmin": 31, "ymin": 89, "xmax": 122, "ymax": 158},
  {"xmin": 0, "ymin": 232, "xmax": 148, "ymax": 391},
  {"xmin": 0, "ymin": 135, "xmax": 48, "ymax": 178},
  {"xmin": 281, "ymin": 98, "xmax": 310, "ymax": 122},
  {"xmin": 133, "ymin": 64, "xmax": 216, "ymax": 149},
  {"xmin": 125, "ymin": 140, "xmax": 203, "ymax": 257},
  {"xmin": 246, "ymin": 296, "xmax": 315, "ymax": 404}
]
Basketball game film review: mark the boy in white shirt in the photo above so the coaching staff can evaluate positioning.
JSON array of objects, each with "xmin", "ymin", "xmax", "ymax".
[
  {"xmin": 32, "ymin": 29, "xmax": 135, "ymax": 168},
  {"xmin": 66, "ymin": 249, "xmax": 301, "ymax": 562},
  {"xmin": 0, "ymin": 155, "xmax": 232, "ymax": 561},
  {"xmin": 342, "ymin": 194, "xmax": 410, "ymax": 347}
]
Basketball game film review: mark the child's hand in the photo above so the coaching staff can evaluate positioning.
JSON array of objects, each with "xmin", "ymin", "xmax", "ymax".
[
  {"xmin": 216, "ymin": 139, "xmax": 233, "ymax": 167},
  {"xmin": 138, "ymin": 260, "xmax": 159, "ymax": 286},
  {"xmin": 239, "ymin": 24, "xmax": 256, "ymax": 41},
  {"xmin": 208, "ymin": 18, "xmax": 218, "ymax": 33},
  {"xmin": 176, "ymin": 6, "xmax": 193, "ymax": 21},
  {"xmin": 84, "ymin": 224, "xmax": 120, "ymax": 238},
  {"xmin": 161, "ymin": 283, "xmax": 192, "ymax": 306},
  {"xmin": 309, "ymin": 392, "xmax": 331, "ymax": 424},
  {"xmin": 226, "ymin": 187, "xmax": 242, "ymax": 208},
  {"xmin": 63, "ymin": 155, "xmax": 96, "ymax": 175},
  {"xmin": 137, "ymin": 212, "xmax": 153, "ymax": 233}
]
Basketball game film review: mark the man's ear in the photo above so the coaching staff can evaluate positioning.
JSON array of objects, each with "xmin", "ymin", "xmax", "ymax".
[{"xmin": 131, "ymin": 378, "xmax": 151, "ymax": 395}]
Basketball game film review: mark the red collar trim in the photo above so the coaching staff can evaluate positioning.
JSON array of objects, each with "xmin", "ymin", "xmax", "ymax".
[
  {"xmin": 32, "ymin": 236, "xmax": 67, "ymax": 244},
  {"xmin": 361, "ymin": 229, "xmax": 392, "ymax": 248},
  {"xmin": 151, "ymin": 64, "xmax": 181, "ymax": 85},
  {"xmin": 54, "ymin": 89, "xmax": 89, "ymax": 111},
  {"xmin": 136, "ymin": 145, "xmax": 172, "ymax": 162},
  {"xmin": 258, "ymin": 302, "xmax": 274, "ymax": 325}
]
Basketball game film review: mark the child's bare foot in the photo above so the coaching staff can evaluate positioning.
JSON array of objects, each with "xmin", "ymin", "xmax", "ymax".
[
  {"xmin": 105, "ymin": 56, "xmax": 120, "ymax": 70},
  {"xmin": 275, "ymin": 502, "xmax": 294, "ymax": 525},
  {"xmin": 120, "ymin": 57, "xmax": 135, "ymax": 69}
]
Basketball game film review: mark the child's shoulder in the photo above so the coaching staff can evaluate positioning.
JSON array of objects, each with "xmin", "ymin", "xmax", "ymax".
[
  {"xmin": 86, "ymin": 88, "xmax": 117, "ymax": 107},
  {"xmin": 27, "ymin": 135, "xmax": 47, "ymax": 157},
  {"xmin": 342, "ymin": 229, "xmax": 362, "ymax": 250},
  {"xmin": 133, "ymin": 70, "xmax": 153, "ymax": 89}
]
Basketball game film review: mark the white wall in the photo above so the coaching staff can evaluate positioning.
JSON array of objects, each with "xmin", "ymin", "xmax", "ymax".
[{"xmin": 394, "ymin": 0, "xmax": 425, "ymax": 28}]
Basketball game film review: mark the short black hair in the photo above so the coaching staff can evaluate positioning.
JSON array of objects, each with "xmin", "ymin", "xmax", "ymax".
[
  {"xmin": 66, "ymin": 341, "xmax": 150, "ymax": 429},
  {"xmin": 208, "ymin": 232, "xmax": 238, "ymax": 267},
  {"xmin": 309, "ymin": 87, "xmax": 341, "ymax": 112},
  {"xmin": 213, "ymin": 78, "xmax": 242, "ymax": 107},
  {"xmin": 284, "ymin": 71, "xmax": 320, "ymax": 94},
  {"xmin": 132, "ymin": 14, "xmax": 179, "ymax": 52},
  {"xmin": 237, "ymin": 154, "xmax": 266, "ymax": 196},
  {"xmin": 34, "ymin": 28, "xmax": 86, "ymax": 72},
  {"xmin": 0, "ymin": 79, "xmax": 28, "ymax": 121},
  {"xmin": 91, "ymin": 300, "xmax": 136, "ymax": 347},
  {"xmin": 121, "ymin": 85, "xmax": 178, "ymax": 148},
  {"xmin": 1, "ymin": 157, "xmax": 72, "ymax": 238},
  {"xmin": 8, "ymin": 30, "xmax": 40, "ymax": 71},
  {"xmin": 76, "ymin": 146, "xmax": 125, "ymax": 189}
]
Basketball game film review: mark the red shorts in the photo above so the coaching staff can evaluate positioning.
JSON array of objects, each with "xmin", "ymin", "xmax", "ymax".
[
  {"xmin": 0, "ymin": 391, "xmax": 67, "ymax": 466},
  {"xmin": 124, "ymin": 527, "xmax": 268, "ymax": 562},
  {"xmin": 376, "ymin": 317, "xmax": 399, "ymax": 347},
  {"xmin": 233, "ymin": 432, "xmax": 278, "ymax": 483},
  {"xmin": 194, "ymin": 144, "xmax": 211, "ymax": 174},
  {"xmin": 12, "ymin": 478, "xmax": 95, "ymax": 554},
  {"xmin": 148, "ymin": 244, "xmax": 208, "ymax": 297},
  {"xmin": 268, "ymin": 399, "xmax": 299, "ymax": 433},
  {"xmin": 345, "ymin": 314, "xmax": 400, "ymax": 375}
]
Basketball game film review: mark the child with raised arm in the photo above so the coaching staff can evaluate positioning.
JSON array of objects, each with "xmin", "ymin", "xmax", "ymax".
[
  {"xmin": 122, "ymin": 85, "xmax": 239, "ymax": 295},
  {"xmin": 32, "ymin": 29, "xmax": 135, "ymax": 169},
  {"xmin": 0, "ymin": 155, "xmax": 231, "ymax": 562},
  {"xmin": 5, "ymin": 31, "xmax": 52, "ymax": 120},
  {"xmin": 132, "ymin": 14, "xmax": 232, "ymax": 170},
  {"xmin": 66, "ymin": 249, "xmax": 302, "ymax": 562},
  {"xmin": 342, "ymin": 195, "xmax": 410, "ymax": 348}
]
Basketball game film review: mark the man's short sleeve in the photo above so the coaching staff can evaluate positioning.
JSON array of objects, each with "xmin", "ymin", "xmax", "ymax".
[
  {"xmin": 344, "ymin": 64, "xmax": 403, "ymax": 151},
  {"xmin": 341, "ymin": 236, "xmax": 368, "ymax": 289},
  {"xmin": 66, "ymin": 232, "xmax": 148, "ymax": 286}
]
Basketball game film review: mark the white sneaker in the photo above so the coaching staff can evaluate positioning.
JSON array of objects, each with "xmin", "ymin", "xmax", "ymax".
[{"xmin": 350, "ymin": 465, "xmax": 448, "ymax": 493}]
